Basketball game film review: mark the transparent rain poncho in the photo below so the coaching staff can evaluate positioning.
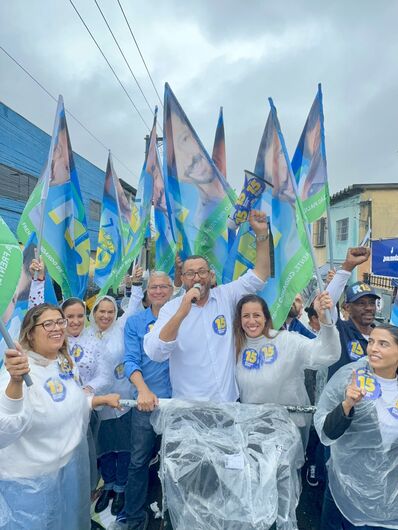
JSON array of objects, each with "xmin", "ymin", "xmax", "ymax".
[
  {"xmin": 151, "ymin": 400, "xmax": 304, "ymax": 530},
  {"xmin": 314, "ymin": 358, "xmax": 398, "ymax": 528}
]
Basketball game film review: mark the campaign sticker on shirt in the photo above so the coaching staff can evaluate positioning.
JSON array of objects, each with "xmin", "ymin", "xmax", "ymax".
[
  {"xmin": 146, "ymin": 321, "xmax": 156, "ymax": 334},
  {"xmin": 348, "ymin": 340, "xmax": 365, "ymax": 361},
  {"xmin": 114, "ymin": 362, "xmax": 125, "ymax": 380},
  {"xmin": 44, "ymin": 377, "xmax": 67, "ymax": 402},
  {"xmin": 212, "ymin": 315, "xmax": 227, "ymax": 335},
  {"xmin": 242, "ymin": 348, "xmax": 263, "ymax": 370},
  {"xmin": 260, "ymin": 344, "xmax": 278, "ymax": 365},
  {"xmin": 71, "ymin": 343, "xmax": 84, "ymax": 363},
  {"xmin": 355, "ymin": 368, "xmax": 381, "ymax": 400},
  {"xmin": 387, "ymin": 400, "xmax": 398, "ymax": 420}
]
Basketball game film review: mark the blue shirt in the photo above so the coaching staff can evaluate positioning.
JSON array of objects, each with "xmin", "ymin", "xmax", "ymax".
[
  {"xmin": 124, "ymin": 307, "xmax": 172, "ymax": 399},
  {"xmin": 287, "ymin": 318, "xmax": 316, "ymax": 339}
]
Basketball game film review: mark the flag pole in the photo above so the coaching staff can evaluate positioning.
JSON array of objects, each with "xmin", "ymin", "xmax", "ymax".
[
  {"xmin": 269, "ymin": 98, "xmax": 331, "ymax": 323},
  {"xmin": 0, "ymin": 320, "xmax": 33, "ymax": 386},
  {"xmin": 326, "ymin": 202, "xmax": 334, "ymax": 270}
]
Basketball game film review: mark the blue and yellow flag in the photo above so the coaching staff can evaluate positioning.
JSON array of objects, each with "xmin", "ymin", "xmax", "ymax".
[
  {"xmin": 94, "ymin": 152, "xmax": 132, "ymax": 289},
  {"xmin": 149, "ymin": 109, "xmax": 176, "ymax": 275},
  {"xmin": 223, "ymin": 170, "xmax": 267, "ymax": 283},
  {"xmin": 98, "ymin": 129, "xmax": 154, "ymax": 295},
  {"xmin": 291, "ymin": 84, "xmax": 330, "ymax": 223},
  {"xmin": 17, "ymin": 96, "xmax": 90, "ymax": 299},
  {"xmin": 163, "ymin": 84, "xmax": 235, "ymax": 282},
  {"xmin": 257, "ymin": 99, "xmax": 313, "ymax": 328},
  {"xmin": 223, "ymin": 100, "xmax": 313, "ymax": 329},
  {"xmin": 212, "ymin": 106, "xmax": 227, "ymax": 179}
]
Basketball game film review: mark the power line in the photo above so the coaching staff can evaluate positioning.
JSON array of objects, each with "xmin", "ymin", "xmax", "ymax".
[
  {"xmin": 116, "ymin": 0, "xmax": 164, "ymax": 109},
  {"xmin": 93, "ymin": 0, "xmax": 156, "ymax": 120},
  {"xmin": 68, "ymin": 0, "xmax": 151, "ymax": 131},
  {"xmin": 0, "ymin": 45, "xmax": 135, "ymax": 179}
]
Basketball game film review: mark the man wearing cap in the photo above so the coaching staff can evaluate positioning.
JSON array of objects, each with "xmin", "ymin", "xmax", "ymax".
[{"xmin": 328, "ymin": 278, "xmax": 379, "ymax": 379}]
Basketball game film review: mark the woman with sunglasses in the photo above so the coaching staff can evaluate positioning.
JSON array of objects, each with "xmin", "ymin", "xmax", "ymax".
[
  {"xmin": 88, "ymin": 268, "xmax": 144, "ymax": 516},
  {"xmin": 0, "ymin": 303, "xmax": 121, "ymax": 530},
  {"xmin": 315, "ymin": 324, "xmax": 398, "ymax": 530}
]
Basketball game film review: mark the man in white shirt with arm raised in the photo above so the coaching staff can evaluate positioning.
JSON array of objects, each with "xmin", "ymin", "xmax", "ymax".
[{"xmin": 144, "ymin": 210, "xmax": 270, "ymax": 402}]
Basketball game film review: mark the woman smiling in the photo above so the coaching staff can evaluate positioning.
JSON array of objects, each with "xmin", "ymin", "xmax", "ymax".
[
  {"xmin": 315, "ymin": 324, "xmax": 398, "ymax": 529},
  {"xmin": 0, "ymin": 304, "xmax": 120, "ymax": 530}
]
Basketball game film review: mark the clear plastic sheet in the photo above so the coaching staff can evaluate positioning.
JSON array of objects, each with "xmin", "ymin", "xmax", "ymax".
[
  {"xmin": 314, "ymin": 359, "xmax": 398, "ymax": 528},
  {"xmin": 151, "ymin": 400, "xmax": 304, "ymax": 530},
  {"xmin": 0, "ymin": 440, "xmax": 91, "ymax": 530}
]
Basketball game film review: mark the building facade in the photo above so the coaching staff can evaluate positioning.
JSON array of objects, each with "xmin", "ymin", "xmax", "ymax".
[
  {"xmin": 313, "ymin": 184, "xmax": 398, "ymax": 320},
  {"xmin": 0, "ymin": 102, "xmax": 136, "ymax": 252}
]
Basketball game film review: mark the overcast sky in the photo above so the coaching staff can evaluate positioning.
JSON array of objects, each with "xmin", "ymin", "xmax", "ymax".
[{"xmin": 1, "ymin": 0, "xmax": 397, "ymax": 194}]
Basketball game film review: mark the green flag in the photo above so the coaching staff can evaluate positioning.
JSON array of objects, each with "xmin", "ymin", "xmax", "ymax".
[{"xmin": 0, "ymin": 216, "xmax": 23, "ymax": 319}]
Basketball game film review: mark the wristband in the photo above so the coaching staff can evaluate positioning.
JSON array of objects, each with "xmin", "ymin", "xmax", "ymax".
[
  {"xmin": 256, "ymin": 233, "xmax": 269, "ymax": 242},
  {"xmin": 132, "ymin": 281, "xmax": 143, "ymax": 286}
]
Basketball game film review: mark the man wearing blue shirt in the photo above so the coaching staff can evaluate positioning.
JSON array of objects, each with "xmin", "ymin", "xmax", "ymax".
[{"xmin": 123, "ymin": 271, "xmax": 173, "ymax": 530}]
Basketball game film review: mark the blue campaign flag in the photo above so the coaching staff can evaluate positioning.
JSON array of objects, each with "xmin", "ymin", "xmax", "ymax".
[
  {"xmin": 212, "ymin": 106, "xmax": 227, "ymax": 179},
  {"xmin": 224, "ymin": 100, "xmax": 313, "ymax": 329},
  {"xmin": 94, "ymin": 152, "xmax": 132, "ymax": 288},
  {"xmin": 149, "ymin": 109, "xmax": 176, "ymax": 275},
  {"xmin": 163, "ymin": 83, "xmax": 235, "ymax": 283},
  {"xmin": 222, "ymin": 170, "xmax": 267, "ymax": 283},
  {"xmin": 371, "ymin": 238, "xmax": 398, "ymax": 278},
  {"xmin": 291, "ymin": 84, "xmax": 330, "ymax": 223},
  {"xmin": 17, "ymin": 96, "xmax": 90, "ymax": 299}
]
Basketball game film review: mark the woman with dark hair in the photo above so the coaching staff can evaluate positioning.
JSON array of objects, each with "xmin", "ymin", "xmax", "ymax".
[
  {"xmin": 61, "ymin": 297, "xmax": 110, "ymax": 395},
  {"xmin": 234, "ymin": 292, "xmax": 340, "ymax": 445},
  {"xmin": 314, "ymin": 324, "xmax": 398, "ymax": 530},
  {"xmin": 0, "ymin": 303, "xmax": 120, "ymax": 530}
]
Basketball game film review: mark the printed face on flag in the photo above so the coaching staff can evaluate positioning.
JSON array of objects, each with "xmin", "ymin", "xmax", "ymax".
[
  {"xmin": 169, "ymin": 107, "xmax": 226, "ymax": 204},
  {"xmin": 50, "ymin": 120, "xmax": 71, "ymax": 186},
  {"xmin": 297, "ymin": 115, "xmax": 324, "ymax": 200},
  {"xmin": 263, "ymin": 126, "xmax": 295, "ymax": 205}
]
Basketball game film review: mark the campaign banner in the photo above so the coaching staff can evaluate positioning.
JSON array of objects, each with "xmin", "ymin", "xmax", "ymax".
[{"xmin": 371, "ymin": 238, "xmax": 398, "ymax": 278}]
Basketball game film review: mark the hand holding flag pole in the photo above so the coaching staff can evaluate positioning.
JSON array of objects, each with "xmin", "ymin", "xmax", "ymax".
[{"xmin": 0, "ymin": 320, "xmax": 33, "ymax": 386}]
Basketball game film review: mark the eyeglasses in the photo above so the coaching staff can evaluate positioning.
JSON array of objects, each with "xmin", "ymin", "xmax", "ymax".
[
  {"xmin": 148, "ymin": 284, "xmax": 173, "ymax": 291},
  {"xmin": 33, "ymin": 318, "xmax": 68, "ymax": 331},
  {"xmin": 183, "ymin": 269, "xmax": 210, "ymax": 280}
]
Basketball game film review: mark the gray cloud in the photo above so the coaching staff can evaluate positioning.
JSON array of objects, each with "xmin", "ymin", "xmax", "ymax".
[{"xmin": 1, "ymin": 0, "xmax": 397, "ymax": 195}]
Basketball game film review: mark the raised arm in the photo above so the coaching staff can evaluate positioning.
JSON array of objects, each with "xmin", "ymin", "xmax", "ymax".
[
  {"xmin": 250, "ymin": 210, "xmax": 271, "ymax": 282},
  {"xmin": 295, "ymin": 292, "xmax": 341, "ymax": 370}
]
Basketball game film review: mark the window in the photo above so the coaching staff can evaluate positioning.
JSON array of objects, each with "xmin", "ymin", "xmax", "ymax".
[
  {"xmin": 336, "ymin": 218, "xmax": 349, "ymax": 242},
  {"xmin": 0, "ymin": 163, "xmax": 38, "ymax": 201},
  {"xmin": 89, "ymin": 199, "xmax": 101, "ymax": 221},
  {"xmin": 313, "ymin": 217, "xmax": 326, "ymax": 247}
]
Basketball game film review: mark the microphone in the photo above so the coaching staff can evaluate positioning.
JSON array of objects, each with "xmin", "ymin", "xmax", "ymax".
[{"xmin": 192, "ymin": 283, "xmax": 201, "ymax": 303}]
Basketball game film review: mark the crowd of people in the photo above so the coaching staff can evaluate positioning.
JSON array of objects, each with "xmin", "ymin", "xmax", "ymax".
[{"xmin": 0, "ymin": 209, "xmax": 397, "ymax": 530}]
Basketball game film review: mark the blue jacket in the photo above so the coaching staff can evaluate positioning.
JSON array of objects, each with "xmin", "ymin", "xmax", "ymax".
[{"xmin": 328, "ymin": 318, "xmax": 370, "ymax": 380}]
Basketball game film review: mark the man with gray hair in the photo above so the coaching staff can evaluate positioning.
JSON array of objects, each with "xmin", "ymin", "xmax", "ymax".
[{"xmin": 122, "ymin": 271, "xmax": 174, "ymax": 530}]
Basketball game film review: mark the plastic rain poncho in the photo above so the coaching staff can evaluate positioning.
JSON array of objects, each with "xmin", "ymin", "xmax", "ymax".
[
  {"xmin": 0, "ymin": 352, "xmax": 91, "ymax": 529},
  {"xmin": 314, "ymin": 358, "xmax": 398, "ymax": 528},
  {"xmin": 151, "ymin": 400, "xmax": 304, "ymax": 530}
]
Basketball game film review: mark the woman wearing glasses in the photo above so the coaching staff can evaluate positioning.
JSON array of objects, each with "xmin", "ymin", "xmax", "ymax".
[{"xmin": 0, "ymin": 303, "xmax": 121, "ymax": 530}]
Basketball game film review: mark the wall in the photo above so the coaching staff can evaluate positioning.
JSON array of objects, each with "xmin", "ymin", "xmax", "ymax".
[{"xmin": 0, "ymin": 102, "xmax": 107, "ymax": 250}]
